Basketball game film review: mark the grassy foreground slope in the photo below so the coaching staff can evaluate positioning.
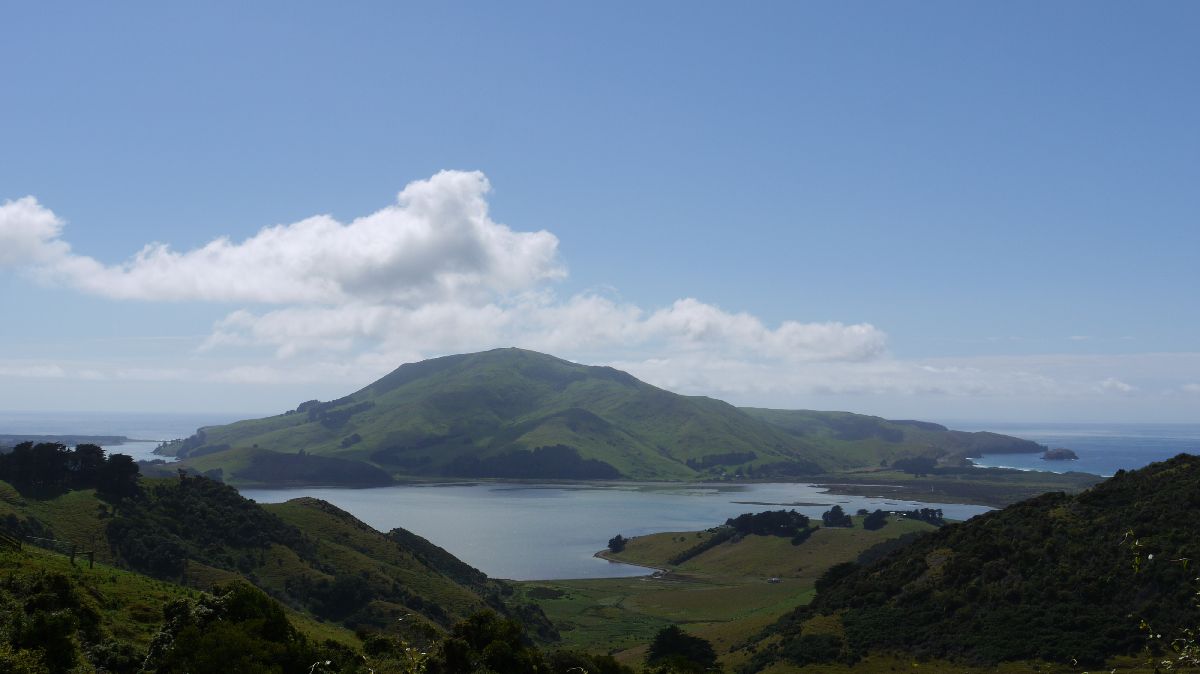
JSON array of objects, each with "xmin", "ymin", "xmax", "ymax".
[
  {"xmin": 1, "ymin": 474, "xmax": 552, "ymax": 644},
  {"xmin": 0, "ymin": 545, "xmax": 355, "ymax": 661},
  {"xmin": 159, "ymin": 348, "xmax": 1049, "ymax": 484},
  {"xmin": 741, "ymin": 454, "xmax": 1200, "ymax": 672}
]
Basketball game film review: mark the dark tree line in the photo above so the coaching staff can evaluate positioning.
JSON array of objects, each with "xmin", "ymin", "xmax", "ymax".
[
  {"xmin": 727, "ymin": 510, "xmax": 811, "ymax": 538},
  {"xmin": 896, "ymin": 507, "xmax": 945, "ymax": 526},
  {"xmin": 891, "ymin": 455, "xmax": 939, "ymax": 476},
  {"xmin": 0, "ymin": 442, "xmax": 138, "ymax": 499},
  {"xmin": 449, "ymin": 445, "xmax": 621, "ymax": 479}
]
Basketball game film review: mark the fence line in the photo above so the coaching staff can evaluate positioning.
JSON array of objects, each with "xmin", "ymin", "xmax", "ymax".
[{"xmin": 11, "ymin": 532, "xmax": 95, "ymax": 568}]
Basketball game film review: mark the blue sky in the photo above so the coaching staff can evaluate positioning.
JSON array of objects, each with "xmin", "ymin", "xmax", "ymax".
[{"xmin": 1, "ymin": 2, "xmax": 1197, "ymax": 421}]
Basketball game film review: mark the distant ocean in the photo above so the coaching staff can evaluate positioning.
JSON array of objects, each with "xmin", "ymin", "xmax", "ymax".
[
  {"xmin": 0, "ymin": 410, "xmax": 240, "ymax": 463},
  {"xmin": 951, "ymin": 422, "xmax": 1200, "ymax": 477},
  {"xmin": 1, "ymin": 411, "xmax": 1195, "ymax": 479}
]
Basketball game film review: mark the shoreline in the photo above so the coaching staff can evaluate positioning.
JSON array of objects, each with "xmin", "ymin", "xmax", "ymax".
[
  {"xmin": 592, "ymin": 549, "xmax": 668, "ymax": 576},
  {"xmin": 223, "ymin": 467, "xmax": 1103, "ymax": 508}
]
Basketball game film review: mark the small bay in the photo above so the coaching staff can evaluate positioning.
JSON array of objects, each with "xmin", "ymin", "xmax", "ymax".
[{"xmin": 241, "ymin": 482, "xmax": 989, "ymax": 580}]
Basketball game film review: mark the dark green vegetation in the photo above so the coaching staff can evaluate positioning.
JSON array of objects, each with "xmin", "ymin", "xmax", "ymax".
[
  {"xmin": 645, "ymin": 625, "xmax": 718, "ymax": 673},
  {"xmin": 0, "ymin": 442, "xmax": 139, "ymax": 499},
  {"xmin": 234, "ymin": 449, "xmax": 394, "ymax": 486},
  {"xmin": 156, "ymin": 348, "xmax": 1058, "ymax": 486},
  {"xmin": 449, "ymin": 444, "xmax": 621, "ymax": 479},
  {"xmin": 820, "ymin": 506, "xmax": 852, "ymax": 528},
  {"xmin": 860, "ymin": 510, "xmax": 887, "ymax": 530},
  {"xmin": 726, "ymin": 510, "xmax": 812, "ymax": 539},
  {"xmin": 741, "ymin": 454, "xmax": 1200, "ymax": 672}
]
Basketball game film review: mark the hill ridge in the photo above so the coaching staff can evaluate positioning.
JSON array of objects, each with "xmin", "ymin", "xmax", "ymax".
[{"xmin": 158, "ymin": 348, "xmax": 1049, "ymax": 484}]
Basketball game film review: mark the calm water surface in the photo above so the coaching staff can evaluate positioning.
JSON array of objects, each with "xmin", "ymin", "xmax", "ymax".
[{"xmin": 241, "ymin": 482, "xmax": 990, "ymax": 580}]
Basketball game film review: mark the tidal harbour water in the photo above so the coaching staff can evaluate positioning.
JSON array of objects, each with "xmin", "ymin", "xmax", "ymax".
[{"xmin": 241, "ymin": 481, "xmax": 990, "ymax": 580}]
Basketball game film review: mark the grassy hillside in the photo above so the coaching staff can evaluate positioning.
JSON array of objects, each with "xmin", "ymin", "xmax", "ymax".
[
  {"xmin": 741, "ymin": 408, "xmax": 1046, "ymax": 466},
  {"xmin": 519, "ymin": 513, "xmax": 938, "ymax": 671},
  {"xmin": 158, "ymin": 348, "xmax": 1049, "ymax": 484},
  {"xmin": 0, "ymin": 474, "xmax": 552, "ymax": 646},
  {"xmin": 0, "ymin": 466, "xmax": 639, "ymax": 673},
  {"xmin": 740, "ymin": 454, "xmax": 1200, "ymax": 672}
]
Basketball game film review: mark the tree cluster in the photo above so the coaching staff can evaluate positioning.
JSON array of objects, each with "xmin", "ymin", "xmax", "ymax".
[
  {"xmin": 0, "ymin": 442, "xmax": 138, "ymax": 499},
  {"xmin": 821, "ymin": 505, "xmax": 853, "ymax": 528},
  {"xmin": 645, "ymin": 625, "xmax": 719, "ymax": 673},
  {"xmin": 861, "ymin": 509, "xmax": 888, "ymax": 530},
  {"xmin": 895, "ymin": 507, "xmax": 945, "ymax": 526},
  {"xmin": 727, "ymin": 510, "xmax": 812, "ymax": 538}
]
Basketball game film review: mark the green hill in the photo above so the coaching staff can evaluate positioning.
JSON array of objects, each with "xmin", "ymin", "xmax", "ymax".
[
  {"xmin": 740, "ymin": 454, "xmax": 1200, "ymax": 671},
  {"xmin": 1, "ymin": 447, "xmax": 654, "ymax": 673},
  {"xmin": 157, "ymin": 348, "xmax": 1045, "ymax": 484},
  {"xmin": 0, "ymin": 472, "xmax": 552, "ymax": 644}
]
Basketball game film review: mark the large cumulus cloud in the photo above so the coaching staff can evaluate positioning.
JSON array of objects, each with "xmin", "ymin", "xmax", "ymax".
[
  {"xmin": 0, "ymin": 171, "xmax": 563, "ymax": 304},
  {"xmin": 1, "ymin": 170, "xmax": 887, "ymax": 381}
]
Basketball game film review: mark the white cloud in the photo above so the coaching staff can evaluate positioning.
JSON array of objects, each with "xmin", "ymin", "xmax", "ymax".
[
  {"xmin": 201, "ymin": 294, "xmax": 887, "ymax": 365},
  {"xmin": 1096, "ymin": 377, "xmax": 1137, "ymax": 394},
  {"xmin": 9, "ymin": 170, "xmax": 1200, "ymax": 421},
  {"xmin": 0, "ymin": 196, "xmax": 70, "ymax": 266},
  {"xmin": 602, "ymin": 352, "xmax": 1200, "ymax": 412},
  {"xmin": 2, "ymin": 170, "xmax": 889, "ymax": 400},
  {"xmin": 0, "ymin": 362, "xmax": 68, "ymax": 379},
  {"xmin": 1, "ymin": 171, "xmax": 563, "ymax": 304}
]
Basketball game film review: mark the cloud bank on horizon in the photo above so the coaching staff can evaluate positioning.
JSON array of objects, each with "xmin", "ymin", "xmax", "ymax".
[{"xmin": 1, "ymin": 170, "xmax": 1195, "ymax": 418}]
